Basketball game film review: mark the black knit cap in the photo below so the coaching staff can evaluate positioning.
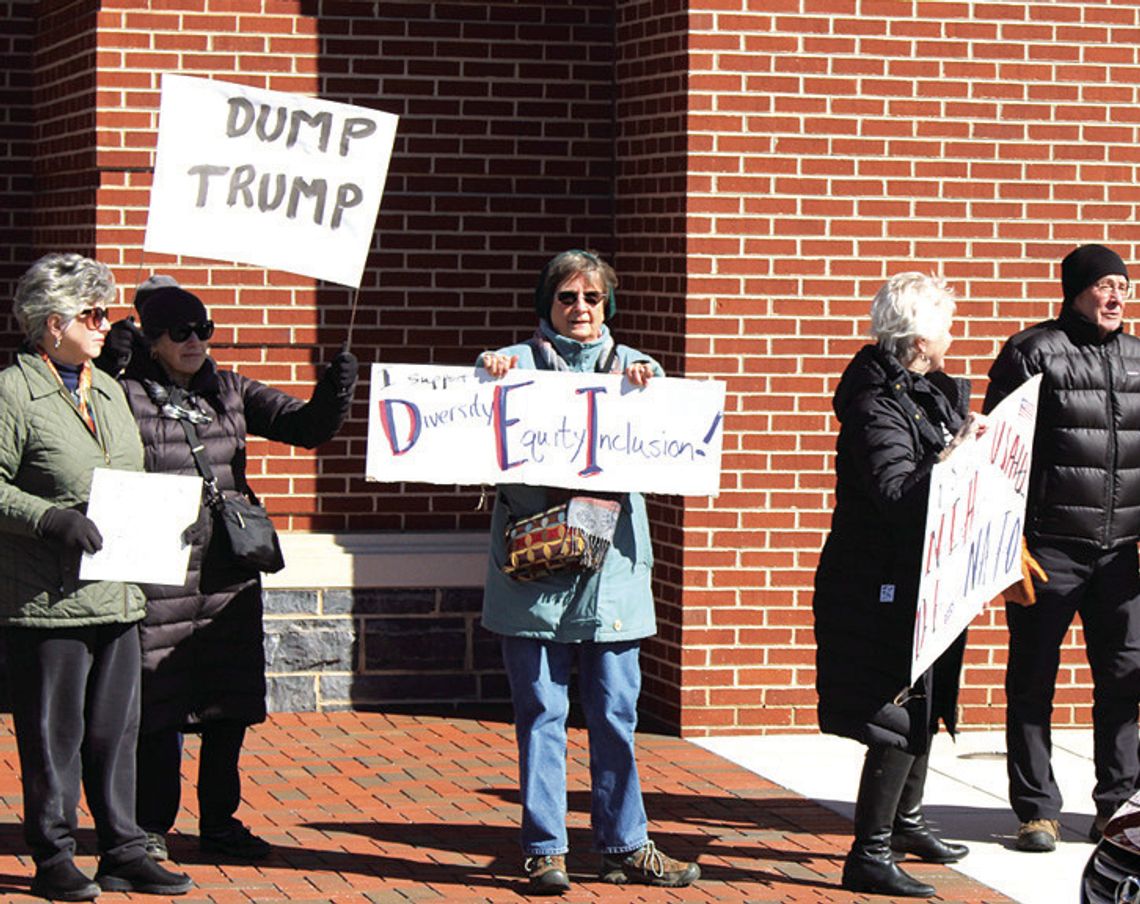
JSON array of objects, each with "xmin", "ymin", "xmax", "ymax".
[
  {"xmin": 1061, "ymin": 244, "xmax": 1129, "ymax": 306},
  {"xmin": 133, "ymin": 273, "xmax": 180, "ymax": 313},
  {"xmin": 139, "ymin": 286, "xmax": 209, "ymax": 339}
]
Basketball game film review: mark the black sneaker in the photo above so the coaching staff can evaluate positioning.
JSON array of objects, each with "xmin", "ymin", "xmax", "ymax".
[
  {"xmin": 94, "ymin": 856, "xmax": 192, "ymax": 895},
  {"xmin": 144, "ymin": 832, "xmax": 168, "ymax": 861},
  {"xmin": 599, "ymin": 840, "xmax": 700, "ymax": 887},
  {"xmin": 200, "ymin": 822, "xmax": 271, "ymax": 860},
  {"xmin": 30, "ymin": 859, "xmax": 101, "ymax": 901}
]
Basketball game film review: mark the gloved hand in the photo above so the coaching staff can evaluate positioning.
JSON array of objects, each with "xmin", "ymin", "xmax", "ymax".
[
  {"xmin": 1003, "ymin": 537, "xmax": 1047, "ymax": 606},
  {"xmin": 325, "ymin": 351, "xmax": 358, "ymax": 399},
  {"xmin": 38, "ymin": 507, "xmax": 103, "ymax": 554},
  {"xmin": 101, "ymin": 318, "xmax": 144, "ymax": 374},
  {"xmin": 180, "ymin": 513, "xmax": 209, "ymax": 548}
]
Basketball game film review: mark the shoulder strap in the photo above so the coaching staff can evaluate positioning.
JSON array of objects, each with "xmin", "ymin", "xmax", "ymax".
[
  {"xmin": 597, "ymin": 342, "xmax": 618, "ymax": 374},
  {"xmin": 176, "ymin": 416, "xmax": 223, "ymax": 509}
]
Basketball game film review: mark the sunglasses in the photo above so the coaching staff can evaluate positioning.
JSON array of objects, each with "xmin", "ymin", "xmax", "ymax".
[
  {"xmin": 167, "ymin": 321, "xmax": 215, "ymax": 343},
  {"xmin": 556, "ymin": 290, "xmax": 606, "ymax": 307},
  {"xmin": 74, "ymin": 306, "xmax": 109, "ymax": 329}
]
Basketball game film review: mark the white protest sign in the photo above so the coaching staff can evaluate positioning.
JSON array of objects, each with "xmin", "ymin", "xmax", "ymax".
[
  {"xmin": 80, "ymin": 468, "xmax": 203, "ymax": 586},
  {"xmin": 144, "ymin": 74, "xmax": 398, "ymax": 287},
  {"xmin": 365, "ymin": 364, "xmax": 726, "ymax": 496},
  {"xmin": 911, "ymin": 374, "xmax": 1042, "ymax": 683}
]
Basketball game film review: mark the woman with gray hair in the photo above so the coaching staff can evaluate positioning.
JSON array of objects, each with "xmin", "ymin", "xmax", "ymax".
[
  {"xmin": 479, "ymin": 249, "xmax": 698, "ymax": 894},
  {"xmin": 812, "ymin": 272, "xmax": 985, "ymax": 898},
  {"xmin": 0, "ymin": 253, "xmax": 192, "ymax": 900}
]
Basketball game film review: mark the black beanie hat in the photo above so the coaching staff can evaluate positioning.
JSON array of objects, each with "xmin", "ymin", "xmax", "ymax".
[
  {"xmin": 139, "ymin": 286, "xmax": 209, "ymax": 339},
  {"xmin": 133, "ymin": 274, "xmax": 180, "ymax": 313},
  {"xmin": 1061, "ymin": 244, "xmax": 1129, "ymax": 306}
]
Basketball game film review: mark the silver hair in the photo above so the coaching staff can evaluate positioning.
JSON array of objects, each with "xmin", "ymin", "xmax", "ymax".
[
  {"xmin": 869, "ymin": 272, "xmax": 956, "ymax": 362},
  {"xmin": 13, "ymin": 253, "xmax": 116, "ymax": 345}
]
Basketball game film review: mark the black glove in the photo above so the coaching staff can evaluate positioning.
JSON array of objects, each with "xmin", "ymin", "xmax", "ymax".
[
  {"xmin": 325, "ymin": 351, "xmax": 358, "ymax": 399},
  {"xmin": 39, "ymin": 507, "xmax": 103, "ymax": 554},
  {"xmin": 96, "ymin": 318, "xmax": 145, "ymax": 376},
  {"xmin": 180, "ymin": 513, "xmax": 209, "ymax": 548}
]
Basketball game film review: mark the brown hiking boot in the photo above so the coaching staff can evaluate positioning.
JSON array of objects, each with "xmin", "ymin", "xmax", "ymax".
[
  {"xmin": 1016, "ymin": 818, "xmax": 1060, "ymax": 852},
  {"xmin": 599, "ymin": 839, "xmax": 700, "ymax": 887},
  {"xmin": 524, "ymin": 854, "xmax": 570, "ymax": 895}
]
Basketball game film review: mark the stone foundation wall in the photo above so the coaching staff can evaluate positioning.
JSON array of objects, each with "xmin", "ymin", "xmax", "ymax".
[
  {"xmin": 264, "ymin": 585, "xmax": 507, "ymax": 712},
  {"xmin": 261, "ymin": 531, "xmax": 506, "ymax": 712}
]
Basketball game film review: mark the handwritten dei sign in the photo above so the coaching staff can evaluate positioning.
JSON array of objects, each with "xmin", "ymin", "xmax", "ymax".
[
  {"xmin": 144, "ymin": 74, "xmax": 398, "ymax": 287},
  {"xmin": 365, "ymin": 364, "xmax": 726, "ymax": 496},
  {"xmin": 911, "ymin": 374, "xmax": 1042, "ymax": 683}
]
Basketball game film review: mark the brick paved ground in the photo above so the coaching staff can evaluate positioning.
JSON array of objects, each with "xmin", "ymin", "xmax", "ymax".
[{"xmin": 0, "ymin": 711, "xmax": 1013, "ymax": 902}]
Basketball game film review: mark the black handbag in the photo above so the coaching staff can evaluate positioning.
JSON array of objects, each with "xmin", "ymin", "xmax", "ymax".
[
  {"xmin": 210, "ymin": 489, "xmax": 285, "ymax": 574},
  {"xmin": 174, "ymin": 407, "xmax": 285, "ymax": 574}
]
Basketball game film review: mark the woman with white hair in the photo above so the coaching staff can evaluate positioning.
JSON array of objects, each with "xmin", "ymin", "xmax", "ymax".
[
  {"xmin": 812, "ymin": 272, "xmax": 985, "ymax": 898},
  {"xmin": 0, "ymin": 253, "xmax": 192, "ymax": 899}
]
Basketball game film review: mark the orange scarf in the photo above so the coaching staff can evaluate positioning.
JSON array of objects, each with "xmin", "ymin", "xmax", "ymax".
[{"xmin": 38, "ymin": 350, "xmax": 96, "ymax": 436}]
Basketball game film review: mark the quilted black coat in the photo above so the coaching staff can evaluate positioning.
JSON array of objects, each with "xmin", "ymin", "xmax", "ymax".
[
  {"xmin": 813, "ymin": 344, "xmax": 969, "ymax": 753},
  {"xmin": 983, "ymin": 305, "xmax": 1140, "ymax": 550},
  {"xmin": 117, "ymin": 354, "xmax": 351, "ymax": 734}
]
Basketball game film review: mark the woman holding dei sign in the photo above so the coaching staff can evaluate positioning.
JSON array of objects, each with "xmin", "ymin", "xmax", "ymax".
[
  {"xmin": 479, "ymin": 249, "xmax": 699, "ymax": 895},
  {"xmin": 95, "ymin": 283, "xmax": 357, "ymax": 864},
  {"xmin": 0, "ymin": 254, "xmax": 193, "ymax": 900},
  {"xmin": 813, "ymin": 273, "xmax": 987, "ymax": 899}
]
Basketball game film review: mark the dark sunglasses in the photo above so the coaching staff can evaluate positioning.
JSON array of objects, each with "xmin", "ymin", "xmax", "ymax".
[
  {"xmin": 167, "ymin": 321, "xmax": 215, "ymax": 343},
  {"xmin": 556, "ymin": 290, "xmax": 606, "ymax": 307},
  {"xmin": 74, "ymin": 306, "xmax": 109, "ymax": 329}
]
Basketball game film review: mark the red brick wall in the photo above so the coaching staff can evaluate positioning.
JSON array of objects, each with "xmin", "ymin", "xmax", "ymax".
[
  {"xmin": 0, "ymin": 2, "xmax": 34, "ymax": 340},
  {"xmin": 612, "ymin": 1, "xmax": 691, "ymax": 728},
  {"xmin": 681, "ymin": 1, "xmax": 1140, "ymax": 734}
]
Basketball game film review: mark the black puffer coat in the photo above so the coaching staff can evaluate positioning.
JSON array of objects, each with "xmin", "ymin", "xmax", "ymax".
[
  {"xmin": 117, "ymin": 354, "xmax": 351, "ymax": 734},
  {"xmin": 984, "ymin": 305, "xmax": 1140, "ymax": 550},
  {"xmin": 813, "ymin": 344, "xmax": 969, "ymax": 754}
]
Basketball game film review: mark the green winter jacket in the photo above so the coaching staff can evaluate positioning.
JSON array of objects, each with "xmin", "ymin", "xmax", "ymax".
[{"xmin": 0, "ymin": 349, "xmax": 147, "ymax": 627}]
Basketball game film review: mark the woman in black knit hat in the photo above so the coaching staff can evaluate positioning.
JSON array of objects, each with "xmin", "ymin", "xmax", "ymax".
[{"xmin": 97, "ymin": 285, "xmax": 358, "ymax": 864}]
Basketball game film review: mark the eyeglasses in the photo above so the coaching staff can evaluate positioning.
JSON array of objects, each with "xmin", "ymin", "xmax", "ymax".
[
  {"xmin": 1091, "ymin": 279, "xmax": 1134, "ymax": 299},
  {"xmin": 167, "ymin": 321, "xmax": 215, "ymax": 343},
  {"xmin": 74, "ymin": 307, "xmax": 109, "ymax": 329},
  {"xmin": 556, "ymin": 290, "xmax": 606, "ymax": 307}
]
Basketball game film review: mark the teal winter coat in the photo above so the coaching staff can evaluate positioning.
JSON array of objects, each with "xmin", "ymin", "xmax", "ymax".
[
  {"xmin": 0, "ymin": 350, "xmax": 147, "ymax": 627},
  {"xmin": 480, "ymin": 325, "xmax": 664, "ymax": 643}
]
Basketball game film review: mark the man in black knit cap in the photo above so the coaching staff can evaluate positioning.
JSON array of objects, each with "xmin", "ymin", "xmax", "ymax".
[{"xmin": 986, "ymin": 243, "xmax": 1140, "ymax": 853}]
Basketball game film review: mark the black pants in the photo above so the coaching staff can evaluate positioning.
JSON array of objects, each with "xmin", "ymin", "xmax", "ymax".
[
  {"xmin": 1006, "ymin": 542, "xmax": 1140, "ymax": 821},
  {"xmin": 5, "ymin": 623, "xmax": 148, "ymax": 867},
  {"xmin": 136, "ymin": 720, "xmax": 246, "ymax": 835}
]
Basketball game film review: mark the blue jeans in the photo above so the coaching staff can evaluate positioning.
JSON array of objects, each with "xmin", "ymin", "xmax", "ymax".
[{"xmin": 501, "ymin": 636, "xmax": 649, "ymax": 857}]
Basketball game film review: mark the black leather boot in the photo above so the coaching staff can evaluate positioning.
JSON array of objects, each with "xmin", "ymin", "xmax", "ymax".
[
  {"xmin": 891, "ymin": 751, "xmax": 969, "ymax": 863},
  {"xmin": 841, "ymin": 745, "xmax": 937, "ymax": 898}
]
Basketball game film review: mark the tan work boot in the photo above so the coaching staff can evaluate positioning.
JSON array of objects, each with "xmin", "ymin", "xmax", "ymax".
[
  {"xmin": 1016, "ymin": 818, "xmax": 1060, "ymax": 852},
  {"xmin": 599, "ymin": 839, "xmax": 700, "ymax": 887}
]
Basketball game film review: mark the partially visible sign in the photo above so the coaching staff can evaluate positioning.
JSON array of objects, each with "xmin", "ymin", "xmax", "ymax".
[
  {"xmin": 911, "ymin": 374, "xmax": 1042, "ymax": 683},
  {"xmin": 144, "ymin": 74, "xmax": 398, "ymax": 287},
  {"xmin": 365, "ymin": 364, "xmax": 726, "ymax": 496}
]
